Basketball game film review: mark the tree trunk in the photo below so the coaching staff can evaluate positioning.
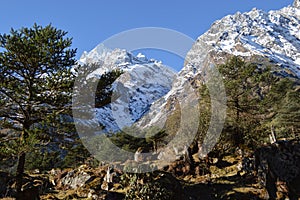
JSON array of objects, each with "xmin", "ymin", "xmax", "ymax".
[
  {"xmin": 235, "ymin": 99, "xmax": 242, "ymax": 146},
  {"xmin": 16, "ymin": 152, "xmax": 26, "ymax": 199},
  {"xmin": 16, "ymin": 127, "xmax": 29, "ymax": 200}
]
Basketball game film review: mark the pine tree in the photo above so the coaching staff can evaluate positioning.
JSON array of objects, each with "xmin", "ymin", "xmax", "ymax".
[
  {"xmin": 216, "ymin": 56, "xmax": 300, "ymax": 147},
  {"xmin": 0, "ymin": 24, "xmax": 76, "ymax": 198},
  {"xmin": 218, "ymin": 57, "xmax": 262, "ymax": 146},
  {"xmin": 95, "ymin": 69, "xmax": 123, "ymax": 108},
  {"xmin": 272, "ymin": 86, "xmax": 300, "ymax": 138}
]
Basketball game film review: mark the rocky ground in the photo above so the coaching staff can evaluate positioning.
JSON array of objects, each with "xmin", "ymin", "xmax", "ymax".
[{"xmin": 0, "ymin": 153, "xmax": 290, "ymax": 200}]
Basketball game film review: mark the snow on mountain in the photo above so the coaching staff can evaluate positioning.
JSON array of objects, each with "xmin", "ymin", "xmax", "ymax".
[
  {"xmin": 78, "ymin": 44, "xmax": 176, "ymax": 132},
  {"xmin": 182, "ymin": 2, "xmax": 300, "ymax": 78},
  {"xmin": 79, "ymin": 44, "xmax": 112, "ymax": 64},
  {"xmin": 77, "ymin": 1, "xmax": 300, "ymax": 134},
  {"xmin": 138, "ymin": 1, "xmax": 300, "ymax": 130}
]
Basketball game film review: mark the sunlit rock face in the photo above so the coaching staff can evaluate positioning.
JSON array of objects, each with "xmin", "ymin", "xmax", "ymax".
[{"xmin": 294, "ymin": 0, "xmax": 300, "ymax": 8}]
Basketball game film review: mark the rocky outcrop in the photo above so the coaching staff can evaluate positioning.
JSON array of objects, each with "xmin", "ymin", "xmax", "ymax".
[
  {"xmin": 255, "ymin": 139, "xmax": 300, "ymax": 199},
  {"xmin": 294, "ymin": 0, "xmax": 300, "ymax": 8},
  {"xmin": 59, "ymin": 169, "xmax": 92, "ymax": 190}
]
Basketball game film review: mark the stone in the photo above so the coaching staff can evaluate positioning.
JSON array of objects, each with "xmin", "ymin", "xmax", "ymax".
[
  {"xmin": 101, "ymin": 181, "xmax": 113, "ymax": 191},
  {"xmin": 60, "ymin": 170, "xmax": 91, "ymax": 189},
  {"xmin": 255, "ymin": 139, "xmax": 300, "ymax": 199},
  {"xmin": 293, "ymin": 0, "xmax": 300, "ymax": 8},
  {"xmin": 134, "ymin": 147, "xmax": 143, "ymax": 162}
]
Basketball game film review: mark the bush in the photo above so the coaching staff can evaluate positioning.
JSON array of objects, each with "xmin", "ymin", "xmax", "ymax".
[
  {"xmin": 25, "ymin": 150, "xmax": 60, "ymax": 172},
  {"xmin": 121, "ymin": 173, "xmax": 173, "ymax": 200}
]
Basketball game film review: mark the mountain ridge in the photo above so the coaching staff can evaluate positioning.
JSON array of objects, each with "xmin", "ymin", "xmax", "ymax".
[
  {"xmin": 137, "ymin": 2, "xmax": 300, "ymax": 131},
  {"xmin": 78, "ymin": 45, "xmax": 176, "ymax": 132},
  {"xmin": 78, "ymin": 1, "xmax": 300, "ymax": 133}
]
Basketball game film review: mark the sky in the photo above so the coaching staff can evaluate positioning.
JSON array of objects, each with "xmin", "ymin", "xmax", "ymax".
[{"xmin": 0, "ymin": 0, "xmax": 294, "ymax": 71}]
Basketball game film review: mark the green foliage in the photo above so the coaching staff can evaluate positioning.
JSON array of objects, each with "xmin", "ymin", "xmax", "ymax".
[
  {"xmin": 0, "ymin": 24, "xmax": 76, "ymax": 193},
  {"xmin": 0, "ymin": 22, "xmax": 76, "ymax": 142},
  {"xmin": 109, "ymin": 131, "xmax": 150, "ymax": 153},
  {"xmin": 122, "ymin": 173, "xmax": 173, "ymax": 200},
  {"xmin": 25, "ymin": 150, "xmax": 60, "ymax": 172},
  {"xmin": 83, "ymin": 125, "xmax": 167, "ymax": 164},
  {"xmin": 254, "ymin": 73, "xmax": 299, "ymax": 141},
  {"xmin": 197, "ymin": 84, "xmax": 212, "ymax": 144},
  {"xmin": 218, "ymin": 57, "xmax": 269, "ymax": 145},
  {"xmin": 60, "ymin": 139, "xmax": 93, "ymax": 169},
  {"xmin": 109, "ymin": 126, "xmax": 168, "ymax": 153},
  {"xmin": 164, "ymin": 100, "xmax": 181, "ymax": 139},
  {"xmin": 271, "ymin": 86, "xmax": 300, "ymax": 137},
  {"xmin": 95, "ymin": 69, "xmax": 123, "ymax": 108},
  {"xmin": 145, "ymin": 128, "xmax": 167, "ymax": 152},
  {"xmin": 83, "ymin": 134, "xmax": 132, "ymax": 163},
  {"xmin": 0, "ymin": 132, "xmax": 39, "ymax": 157},
  {"xmin": 197, "ymin": 56, "xmax": 300, "ymax": 152},
  {"xmin": 24, "ymin": 138, "xmax": 98, "ymax": 171}
]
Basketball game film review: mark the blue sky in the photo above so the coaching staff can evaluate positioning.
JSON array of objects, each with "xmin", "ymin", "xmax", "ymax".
[{"xmin": 0, "ymin": 0, "xmax": 293, "ymax": 71}]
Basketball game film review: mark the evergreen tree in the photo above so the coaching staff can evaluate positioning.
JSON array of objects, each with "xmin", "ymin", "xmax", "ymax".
[
  {"xmin": 0, "ymin": 24, "xmax": 76, "ymax": 198},
  {"xmin": 72, "ymin": 63, "xmax": 122, "ymax": 126},
  {"xmin": 255, "ymin": 71, "xmax": 300, "ymax": 141},
  {"xmin": 197, "ymin": 83, "xmax": 211, "ymax": 144},
  {"xmin": 271, "ymin": 85, "xmax": 300, "ymax": 138},
  {"xmin": 207, "ymin": 56, "xmax": 299, "ymax": 148},
  {"xmin": 217, "ymin": 56, "xmax": 271, "ymax": 146},
  {"xmin": 145, "ymin": 127, "xmax": 167, "ymax": 153},
  {"xmin": 95, "ymin": 69, "xmax": 123, "ymax": 108}
]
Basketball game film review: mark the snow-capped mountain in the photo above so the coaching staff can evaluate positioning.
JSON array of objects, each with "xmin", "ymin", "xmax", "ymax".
[
  {"xmin": 182, "ymin": 1, "xmax": 300, "ymax": 79},
  {"xmin": 77, "ymin": 1, "xmax": 300, "ymax": 134},
  {"xmin": 78, "ymin": 44, "xmax": 176, "ymax": 132},
  {"xmin": 138, "ymin": 1, "xmax": 300, "ymax": 130}
]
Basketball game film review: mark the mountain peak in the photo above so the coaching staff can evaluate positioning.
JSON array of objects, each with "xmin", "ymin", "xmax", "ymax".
[
  {"xmin": 79, "ymin": 43, "xmax": 112, "ymax": 64},
  {"xmin": 186, "ymin": 3, "xmax": 300, "ymax": 78},
  {"xmin": 294, "ymin": 0, "xmax": 300, "ymax": 8},
  {"xmin": 77, "ymin": 44, "xmax": 176, "ymax": 132}
]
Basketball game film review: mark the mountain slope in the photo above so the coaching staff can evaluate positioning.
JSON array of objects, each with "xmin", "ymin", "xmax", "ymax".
[
  {"xmin": 183, "ymin": 2, "xmax": 300, "ymax": 79},
  {"xmin": 78, "ymin": 44, "xmax": 176, "ymax": 132},
  {"xmin": 78, "ymin": 2, "xmax": 300, "ymax": 135},
  {"xmin": 138, "ymin": 2, "xmax": 300, "ymax": 139}
]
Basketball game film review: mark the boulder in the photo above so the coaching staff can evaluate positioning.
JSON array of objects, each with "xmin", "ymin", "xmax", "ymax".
[{"xmin": 60, "ymin": 169, "xmax": 92, "ymax": 189}]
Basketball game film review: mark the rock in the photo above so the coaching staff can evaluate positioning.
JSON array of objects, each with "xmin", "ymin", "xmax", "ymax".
[
  {"xmin": 134, "ymin": 147, "xmax": 143, "ymax": 162},
  {"xmin": 0, "ymin": 171, "xmax": 11, "ymax": 197},
  {"xmin": 157, "ymin": 147, "xmax": 177, "ymax": 162},
  {"xmin": 255, "ymin": 140, "xmax": 300, "ymax": 199},
  {"xmin": 101, "ymin": 181, "xmax": 113, "ymax": 191},
  {"xmin": 60, "ymin": 169, "xmax": 92, "ymax": 189},
  {"xmin": 32, "ymin": 169, "xmax": 40, "ymax": 174},
  {"xmin": 103, "ymin": 166, "xmax": 113, "ymax": 183},
  {"xmin": 24, "ymin": 174, "xmax": 53, "ymax": 196},
  {"xmin": 294, "ymin": 0, "xmax": 300, "ymax": 8},
  {"xmin": 102, "ymin": 166, "xmax": 121, "ymax": 191},
  {"xmin": 87, "ymin": 189, "xmax": 96, "ymax": 198}
]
